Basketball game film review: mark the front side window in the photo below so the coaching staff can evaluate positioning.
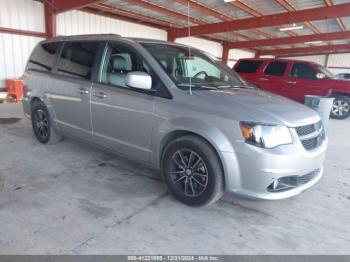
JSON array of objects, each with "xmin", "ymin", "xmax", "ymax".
[
  {"xmin": 27, "ymin": 42, "xmax": 59, "ymax": 72},
  {"xmin": 291, "ymin": 63, "xmax": 317, "ymax": 80},
  {"xmin": 235, "ymin": 60, "xmax": 263, "ymax": 74},
  {"xmin": 99, "ymin": 43, "xmax": 163, "ymax": 91},
  {"xmin": 99, "ymin": 44, "xmax": 136, "ymax": 87},
  {"xmin": 264, "ymin": 61, "xmax": 287, "ymax": 76},
  {"xmin": 141, "ymin": 43, "xmax": 246, "ymax": 89},
  {"xmin": 57, "ymin": 42, "xmax": 99, "ymax": 80}
]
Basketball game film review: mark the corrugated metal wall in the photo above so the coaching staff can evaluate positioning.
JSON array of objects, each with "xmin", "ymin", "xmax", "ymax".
[
  {"xmin": 175, "ymin": 37, "xmax": 223, "ymax": 59},
  {"xmin": 0, "ymin": 34, "xmax": 45, "ymax": 87},
  {"xmin": 284, "ymin": 54, "xmax": 350, "ymax": 74},
  {"xmin": 0, "ymin": 0, "xmax": 44, "ymax": 31},
  {"xmin": 285, "ymin": 55, "xmax": 326, "ymax": 66},
  {"xmin": 327, "ymin": 53, "xmax": 350, "ymax": 74},
  {"xmin": 57, "ymin": 11, "xmax": 224, "ymax": 60},
  {"xmin": 227, "ymin": 49, "xmax": 255, "ymax": 68},
  {"xmin": 0, "ymin": 0, "xmax": 45, "ymax": 87},
  {"xmin": 56, "ymin": 10, "xmax": 167, "ymax": 40}
]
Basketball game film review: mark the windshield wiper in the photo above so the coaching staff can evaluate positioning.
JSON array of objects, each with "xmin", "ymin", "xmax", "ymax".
[
  {"xmin": 208, "ymin": 81, "xmax": 247, "ymax": 89},
  {"xmin": 231, "ymin": 85, "xmax": 248, "ymax": 88},
  {"xmin": 215, "ymin": 84, "xmax": 245, "ymax": 89},
  {"xmin": 177, "ymin": 83, "xmax": 247, "ymax": 90},
  {"xmin": 215, "ymin": 85, "xmax": 231, "ymax": 88},
  {"xmin": 201, "ymin": 85, "xmax": 219, "ymax": 90},
  {"xmin": 177, "ymin": 84, "xmax": 217, "ymax": 90}
]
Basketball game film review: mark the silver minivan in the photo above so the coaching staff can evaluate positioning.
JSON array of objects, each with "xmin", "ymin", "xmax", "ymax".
[{"xmin": 23, "ymin": 34, "xmax": 327, "ymax": 206}]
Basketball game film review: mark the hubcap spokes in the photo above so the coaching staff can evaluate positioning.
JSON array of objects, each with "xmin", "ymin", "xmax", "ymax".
[
  {"xmin": 332, "ymin": 100, "xmax": 350, "ymax": 116},
  {"xmin": 34, "ymin": 109, "xmax": 49, "ymax": 138},
  {"xmin": 170, "ymin": 149, "xmax": 208, "ymax": 197}
]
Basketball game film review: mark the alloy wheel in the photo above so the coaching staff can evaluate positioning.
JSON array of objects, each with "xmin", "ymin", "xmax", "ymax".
[
  {"xmin": 332, "ymin": 99, "xmax": 350, "ymax": 117},
  {"xmin": 33, "ymin": 109, "xmax": 49, "ymax": 139},
  {"xmin": 169, "ymin": 149, "xmax": 208, "ymax": 197}
]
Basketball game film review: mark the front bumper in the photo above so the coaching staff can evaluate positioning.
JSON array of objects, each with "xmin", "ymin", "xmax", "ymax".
[
  {"xmin": 233, "ymin": 166, "xmax": 323, "ymax": 200},
  {"xmin": 222, "ymin": 136, "xmax": 327, "ymax": 200}
]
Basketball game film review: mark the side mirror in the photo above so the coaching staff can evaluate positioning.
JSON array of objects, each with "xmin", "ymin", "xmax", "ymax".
[
  {"xmin": 125, "ymin": 71, "xmax": 152, "ymax": 90},
  {"xmin": 316, "ymin": 73, "xmax": 326, "ymax": 79}
]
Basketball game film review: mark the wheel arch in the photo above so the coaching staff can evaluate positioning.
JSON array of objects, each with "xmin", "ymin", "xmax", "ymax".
[
  {"xmin": 159, "ymin": 130, "xmax": 219, "ymax": 167},
  {"xmin": 330, "ymin": 92, "xmax": 350, "ymax": 98},
  {"xmin": 29, "ymin": 95, "xmax": 60, "ymax": 132},
  {"xmin": 30, "ymin": 96, "xmax": 44, "ymax": 109},
  {"xmin": 155, "ymin": 118, "xmax": 238, "ymax": 191},
  {"xmin": 159, "ymin": 129, "xmax": 227, "ymax": 190}
]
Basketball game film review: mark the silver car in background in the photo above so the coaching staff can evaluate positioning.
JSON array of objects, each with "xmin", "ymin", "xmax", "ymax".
[{"xmin": 22, "ymin": 35, "xmax": 327, "ymax": 206}]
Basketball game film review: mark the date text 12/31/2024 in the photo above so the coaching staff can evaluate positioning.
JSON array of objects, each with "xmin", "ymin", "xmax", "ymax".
[{"xmin": 128, "ymin": 255, "xmax": 220, "ymax": 261}]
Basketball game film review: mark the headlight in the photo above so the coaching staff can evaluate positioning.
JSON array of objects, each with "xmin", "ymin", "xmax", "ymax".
[{"xmin": 240, "ymin": 122, "xmax": 293, "ymax": 148}]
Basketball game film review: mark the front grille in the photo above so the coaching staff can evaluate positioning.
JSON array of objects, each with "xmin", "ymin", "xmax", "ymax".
[
  {"xmin": 302, "ymin": 136, "xmax": 319, "ymax": 150},
  {"xmin": 295, "ymin": 124, "xmax": 316, "ymax": 136},
  {"xmin": 267, "ymin": 168, "xmax": 321, "ymax": 192},
  {"xmin": 295, "ymin": 121, "xmax": 325, "ymax": 151}
]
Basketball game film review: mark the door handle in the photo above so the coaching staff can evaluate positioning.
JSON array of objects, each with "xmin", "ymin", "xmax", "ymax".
[
  {"xmin": 259, "ymin": 78, "xmax": 269, "ymax": 81},
  {"xmin": 77, "ymin": 87, "xmax": 89, "ymax": 94},
  {"xmin": 287, "ymin": 81, "xmax": 297, "ymax": 84},
  {"xmin": 93, "ymin": 91, "xmax": 107, "ymax": 99}
]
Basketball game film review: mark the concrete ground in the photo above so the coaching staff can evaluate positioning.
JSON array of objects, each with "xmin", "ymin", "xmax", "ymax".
[{"xmin": 0, "ymin": 102, "xmax": 349, "ymax": 255}]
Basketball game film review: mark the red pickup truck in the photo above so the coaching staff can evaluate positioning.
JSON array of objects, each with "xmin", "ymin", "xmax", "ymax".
[{"xmin": 233, "ymin": 58, "xmax": 350, "ymax": 119}]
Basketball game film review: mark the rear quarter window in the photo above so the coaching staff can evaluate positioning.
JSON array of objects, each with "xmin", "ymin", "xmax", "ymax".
[
  {"xmin": 235, "ymin": 60, "xmax": 263, "ymax": 73},
  {"xmin": 27, "ymin": 42, "xmax": 59, "ymax": 72}
]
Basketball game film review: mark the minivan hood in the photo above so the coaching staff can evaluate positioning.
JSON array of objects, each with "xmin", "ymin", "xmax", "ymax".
[{"xmin": 191, "ymin": 88, "xmax": 320, "ymax": 127}]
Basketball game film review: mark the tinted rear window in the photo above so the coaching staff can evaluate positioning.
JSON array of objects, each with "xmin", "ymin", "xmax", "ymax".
[
  {"xmin": 27, "ymin": 42, "xmax": 59, "ymax": 72},
  {"xmin": 57, "ymin": 42, "xmax": 99, "ymax": 80},
  {"xmin": 264, "ymin": 61, "xmax": 287, "ymax": 76},
  {"xmin": 235, "ymin": 60, "xmax": 263, "ymax": 73}
]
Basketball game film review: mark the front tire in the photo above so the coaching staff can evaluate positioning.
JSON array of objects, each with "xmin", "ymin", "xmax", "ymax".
[
  {"xmin": 331, "ymin": 95, "xmax": 350, "ymax": 119},
  {"xmin": 31, "ymin": 101, "xmax": 62, "ymax": 144},
  {"xmin": 162, "ymin": 135, "xmax": 224, "ymax": 206}
]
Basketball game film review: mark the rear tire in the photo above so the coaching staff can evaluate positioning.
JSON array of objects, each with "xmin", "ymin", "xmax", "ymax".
[
  {"xmin": 31, "ymin": 100, "xmax": 62, "ymax": 144},
  {"xmin": 330, "ymin": 95, "xmax": 350, "ymax": 119},
  {"xmin": 162, "ymin": 135, "xmax": 224, "ymax": 207}
]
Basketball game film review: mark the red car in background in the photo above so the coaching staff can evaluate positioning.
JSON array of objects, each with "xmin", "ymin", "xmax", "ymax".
[{"xmin": 233, "ymin": 58, "xmax": 350, "ymax": 119}]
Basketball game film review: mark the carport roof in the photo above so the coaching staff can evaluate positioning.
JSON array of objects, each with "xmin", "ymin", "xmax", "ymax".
[{"xmin": 49, "ymin": 0, "xmax": 350, "ymax": 56}]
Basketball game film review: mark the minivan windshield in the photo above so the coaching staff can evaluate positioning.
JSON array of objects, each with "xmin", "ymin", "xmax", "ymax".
[
  {"xmin": 314, "ymin": 63, "xmax": 335, "ymax": 78},
  {"xmin": 141, "ymin": 43, "xmax": 247, "ymax": 90}
]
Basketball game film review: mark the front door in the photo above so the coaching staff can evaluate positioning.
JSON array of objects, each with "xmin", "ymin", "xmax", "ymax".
[
  {"xmin": 49, "ymin": 41, "xmax": 100, "ymax": 140},
  {"xmin": 91, "ymin": 42, "xmax": 157, "ymax": 163},
  {"xmin": 284, "ymin": 62, "xmax": 324, "ymax": 103},
  {"xmin": 258, "ymin": 61, "xmax": 288, "ymax": 95}
]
